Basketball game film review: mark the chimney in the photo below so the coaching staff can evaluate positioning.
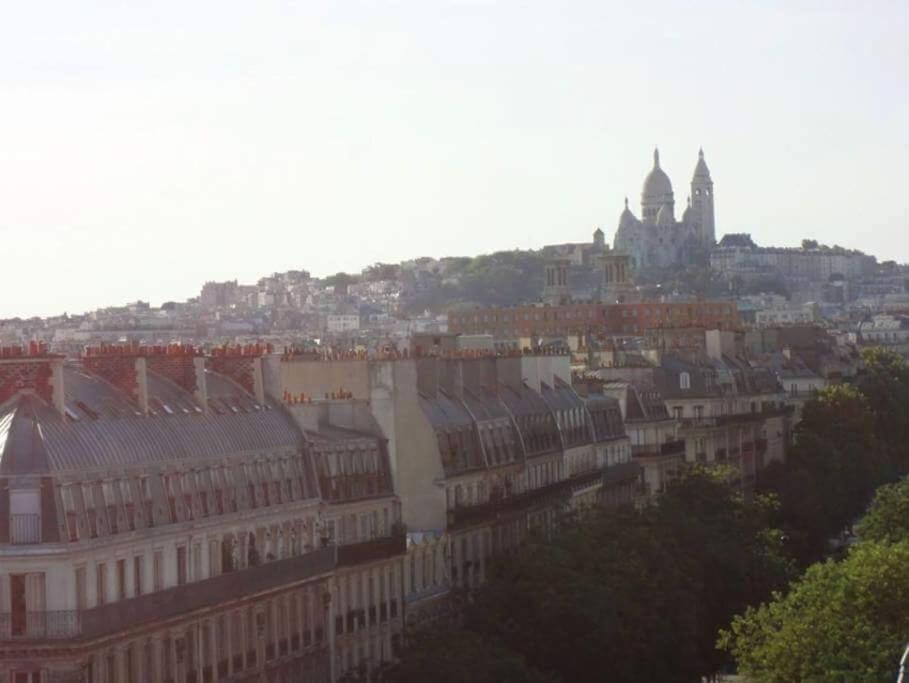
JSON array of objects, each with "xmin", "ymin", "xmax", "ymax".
[
  {"xmin": 0, "ymin": 344, "xmax": 65, "ymax": 417},
  {"xmin": 207, "ymin": 343, "xmax": 271, "ymax": 404},
  {"xmin": 83, "ymin": 343, "xmax": 146, "ymax": 412},
  {"xmin": 85, "ymin": 343, "xmax": 207, "ymax": 413},
  {"xmin": 144, "ymin": 344, "xmax": 206, "ymax": 407}
]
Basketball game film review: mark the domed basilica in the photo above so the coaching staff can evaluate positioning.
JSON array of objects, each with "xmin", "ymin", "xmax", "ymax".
[{"xmin": 614, "ymin": 148, "xmax": 716, "ymax": 269}]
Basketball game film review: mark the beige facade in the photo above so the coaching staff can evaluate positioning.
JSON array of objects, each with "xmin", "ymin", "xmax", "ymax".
[{"xmin": 1, "ymin": 343, "xmax": 641, "ymax": 682}]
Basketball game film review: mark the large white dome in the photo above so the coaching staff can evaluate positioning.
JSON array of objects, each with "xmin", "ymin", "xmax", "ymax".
[{"xmin": 642, "ymin": 148, "xmax": 673, "ymax": 200}]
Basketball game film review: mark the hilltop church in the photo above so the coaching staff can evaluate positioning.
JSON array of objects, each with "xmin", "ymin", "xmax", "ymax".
[{"xmin": 614, "ymin": 148, "xmax": 716, "ymax": 269}]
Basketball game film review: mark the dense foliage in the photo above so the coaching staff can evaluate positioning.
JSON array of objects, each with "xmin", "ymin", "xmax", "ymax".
[
  {"xmin": 721, "ymin": 348, "xmax": 909, "ymax": 681},
  {"xmin": 401, "ymin": 250, "xmax": 546, "ymax": 313},
  {"xmin": 382, "ymin": 470, "xmax": 790, "ymax": 682},
  {"xmin": 721, "ymin": 484, "xmax": 909, "ymax": 682}
]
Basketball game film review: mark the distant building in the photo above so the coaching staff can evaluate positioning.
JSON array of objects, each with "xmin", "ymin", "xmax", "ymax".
[
  {"xmin": 448, "ymin": 301, "xmax": 739, "ymax": 339},
  {"xmin": 858, "ymin": 314, "xmax": 909, "ymax": 346},
  {"xmin": 711, "ymin": 235, "xmax": 876, "ymax": 286},
  {"xmin": 199, "ymin": 280, "xmax": 238, "ymax": 308},
  {"xmin": 326, "ymin": 314, "xmax": 360, "ymax": 334},
  {"xmin": 613, "ymin": 148, "xmax": 716, "ymax": 269}
]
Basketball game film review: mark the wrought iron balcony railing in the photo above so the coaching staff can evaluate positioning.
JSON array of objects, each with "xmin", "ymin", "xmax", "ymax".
[{"xmin": 0, "ymin": 611, "xmax": 80, "ymax": 639}]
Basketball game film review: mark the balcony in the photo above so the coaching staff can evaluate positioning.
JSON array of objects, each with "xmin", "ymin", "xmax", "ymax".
[
  {"xmin": 0, "ymin": 611, "xmax": 80, "ymax": 640},
  {"xmin": 336, "ymin": 534, "xmax": 407, "ymax": 567},
  {"xmin": 680, "ymin": 406, "xmax": 792, "ymax": 430},
  {"xmin": 632, "ymin": 440, "xmax": 686, "ymax": 459},
  {"xmin": 404, "ymin": 582, "xmax": 451, "ymax": 605},
  {"xmin": 447, "ymin": 461, "xmax": 641, "ymax": 529},
  {"xmin": 9, "ymin": 514, "xmax": 41, "ymax": 544},
  {"xmin": 0, "ymin": 547, "xmax": 336, "ymax": 644},
  {"xmin": 80, "ymin": 546, "xmax": 336, "ymax": 640}
]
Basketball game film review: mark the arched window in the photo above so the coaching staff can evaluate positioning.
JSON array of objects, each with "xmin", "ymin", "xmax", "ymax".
[{"xmin": 680, "ymin": 372, "xmax": 691, "ymax": 390}]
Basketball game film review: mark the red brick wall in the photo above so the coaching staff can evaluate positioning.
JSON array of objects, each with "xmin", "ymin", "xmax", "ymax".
[
  {"xmin": 208, "ymin": 356, "xmax": 255, "ymax": 395},
  {"xmin": 0, "ymin": 360, "xmax": 54, "ymax": 406},
  {"xmin": 83, "ymin": 356, "xmax": 138, "ymax": 400},
  {"xmin": 147, "ymin": 356, "xmax": 198, "ymax": 393}
]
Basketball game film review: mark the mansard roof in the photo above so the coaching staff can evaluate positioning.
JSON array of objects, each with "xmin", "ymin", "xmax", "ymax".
[{"xmin": 0, "ymin": 363, "xmax": 305, "ymax": 476}]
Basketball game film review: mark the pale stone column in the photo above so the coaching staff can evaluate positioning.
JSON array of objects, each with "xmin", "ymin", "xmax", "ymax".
[{"xmin": 201, "ymin": 538, "xmax": 211, "ymax": 579}]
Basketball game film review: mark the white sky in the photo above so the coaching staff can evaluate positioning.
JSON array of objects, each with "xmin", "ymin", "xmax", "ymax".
[{"xmin": 1, "ymin": 1, "xmax": 907, "ymax": 318}]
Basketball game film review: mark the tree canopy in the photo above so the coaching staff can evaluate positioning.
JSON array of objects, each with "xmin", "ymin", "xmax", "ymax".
[
  {"xmin": 385, "ymin": 469, "xmax": 790, "ymax": 682},
  {"xmin": 720, "ymin": 540, "xmax": 909, "ymax": 682}
]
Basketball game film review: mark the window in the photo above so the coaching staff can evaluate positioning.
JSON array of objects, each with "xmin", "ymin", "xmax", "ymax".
[
  {"xmin": 133, "ymin": 556, "xmax": 143, "ymax": 596},
  {"xmin": 177, "ymin": 546, "xmax": 188, "ymax": 585},
  {"xmin": 96, "ymin": 563, "xmax": 107, "ymax": 606},
  {"xmin": 192, "ymin": 543, "xmax": 203, "ymax": 581},
  {"xmin": 75, "ymin": 567, "xmax": 87, "ymax": 610},
  {"xmin": 116, "ymin": 559, "xmax": 127, "ymax": 601},
  {"xmin": 153, "ymin": 551, "xmax": 164, "ymax": 591},
  {"xmin": 673, "ymin": 406, "xmax": 683, "ymax": 420},
  {"xmin": 680, "ymin": 372, "xmax": 691, "ymax": 390}
]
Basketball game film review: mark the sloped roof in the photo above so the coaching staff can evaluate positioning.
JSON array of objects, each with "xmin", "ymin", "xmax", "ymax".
[{"xmin": 0, "ymin": 364, "xmax": 305, "ymax": 476}]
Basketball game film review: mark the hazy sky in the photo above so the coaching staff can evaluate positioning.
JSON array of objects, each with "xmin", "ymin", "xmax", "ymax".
[{"xmin": 1, "ymin": 1, "xmax": 907, "ymax": 318}]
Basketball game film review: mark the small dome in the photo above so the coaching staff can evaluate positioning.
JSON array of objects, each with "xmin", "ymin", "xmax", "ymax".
[
  {"xmin": 682, "ymin": 197, "xmax": 694, "ymax": 223},
  {"xmin": 618, "ymin": 197, "xmax": 638, "ymax": 229},
  {"xmin": 643, "ymin": 148, "xmax": 673, "ymax": 198}
]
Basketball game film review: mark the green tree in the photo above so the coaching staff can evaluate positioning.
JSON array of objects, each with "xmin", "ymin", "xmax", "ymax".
[
  {"xmin": 377, "ymin": 629, "xmax": 553, "ymax": 683},
  {"xmin": 856, "ymin": 347, "xmax": 909, "ymax": 472},
  {"xmin": 855, "ymin": 477, "xmax": 909, "ymax": 543},
  {"xmin": 392, "ymin": 470, "xmax": 789, "ymax": 682},
  {"xmin": 720, "ymin": 540, "xmax": 909, "ymax": 682},
  {"xmin": 763, "ymin": 384, "xmax": 881, "ymax": 565}
]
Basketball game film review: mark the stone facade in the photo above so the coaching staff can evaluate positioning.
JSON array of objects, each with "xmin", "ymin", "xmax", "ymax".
[{"xmin": 614, "ymin": 148, "xmax": 716, "ymax": 269}]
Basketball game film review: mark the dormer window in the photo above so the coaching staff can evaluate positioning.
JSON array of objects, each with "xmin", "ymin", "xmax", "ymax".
[{"xmin": 680, "ymin": 372, "xmax": 691, "ymax": 390}]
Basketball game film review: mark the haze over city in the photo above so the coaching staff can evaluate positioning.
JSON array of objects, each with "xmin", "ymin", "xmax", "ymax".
[{"xmin": 0, "ymin": 1, "xmax": 906, "ymax": 317}]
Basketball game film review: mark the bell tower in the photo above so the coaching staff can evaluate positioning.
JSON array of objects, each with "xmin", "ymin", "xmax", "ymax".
[
  {"xmin": 542, "ymin": 258, "xmax": 571, "ymax": 306},
  {"xmin": 690, "ymin": 148, "xmax": 715, "ymax": 244}
]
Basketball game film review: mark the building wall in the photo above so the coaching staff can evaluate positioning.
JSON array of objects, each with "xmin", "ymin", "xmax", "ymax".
[{"xmin": 449, "ymin": 301, "xmax": 739, "ymax": 338}]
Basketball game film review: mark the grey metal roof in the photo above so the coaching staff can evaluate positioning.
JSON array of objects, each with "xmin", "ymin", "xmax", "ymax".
[{"xmin": 1, "ymin": 364, "xmax": 306, "ymax": 476}]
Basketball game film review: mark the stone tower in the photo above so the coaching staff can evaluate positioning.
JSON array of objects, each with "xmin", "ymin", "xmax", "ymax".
[
  {"xmin": 593, "ymin": 227, "xmax": 605, "ymax": 250},
  {"xmin": 689, "ymin": 148, "xmax": 715, "ymax": 244},
  {"xmin": 598, "ymin": 251, "xmax": 635, "ymax": 304},
  {"xmin": 542, "ymin": 258, "xmax": 571, "ymax": 306}
]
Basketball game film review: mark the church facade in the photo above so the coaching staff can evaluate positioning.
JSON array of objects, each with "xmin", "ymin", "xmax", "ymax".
[{"xmin": 614, "ymin": 148, "xmax": 716, "ymax": 270}]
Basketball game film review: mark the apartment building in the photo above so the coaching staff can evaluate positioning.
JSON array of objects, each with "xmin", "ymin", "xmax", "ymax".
[
  {"xmin": 1, "ymin": 343, "xmax": 641, "ymax": 682},
  {"xmin": 596, "ymin": 334, "xmax": 791, "ymax": 488}
]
